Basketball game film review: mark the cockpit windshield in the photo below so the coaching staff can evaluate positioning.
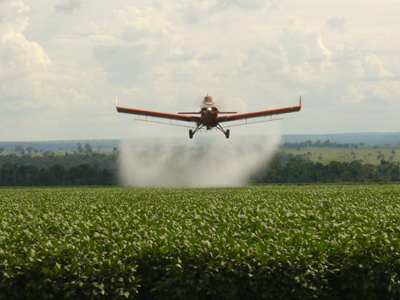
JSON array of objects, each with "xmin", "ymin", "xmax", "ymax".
[{"xmin": 204, "ymin": 96, "xmax": 213, "ymax": 103}]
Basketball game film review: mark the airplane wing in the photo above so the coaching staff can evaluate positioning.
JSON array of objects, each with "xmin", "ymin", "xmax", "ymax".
[
  {"xmin": 218, "ymin": 96, "xmax": 302, "ymax": 123},
  {"xmin": 116, "ymin": 102, "xmax": 201, "ymax": 123}
]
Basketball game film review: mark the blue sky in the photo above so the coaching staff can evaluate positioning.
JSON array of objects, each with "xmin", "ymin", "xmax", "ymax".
[{"xmin": 0, "ymin": 0, "xmax": 399, "ymax": 141}]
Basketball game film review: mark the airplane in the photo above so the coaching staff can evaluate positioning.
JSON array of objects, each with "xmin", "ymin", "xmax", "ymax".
[{"xmin": 116, "ymin": 95, "xmax": 302, "ymax": 139}]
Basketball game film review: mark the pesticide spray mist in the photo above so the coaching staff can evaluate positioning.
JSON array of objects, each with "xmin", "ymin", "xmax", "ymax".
[{"xmin": 118, "ymin": 125, "xmax": 281, "ymax": 187}]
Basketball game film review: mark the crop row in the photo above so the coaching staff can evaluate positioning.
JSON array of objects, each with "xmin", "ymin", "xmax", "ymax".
[{"xmin": 1, "ymin": 185, "xmax": 400, "ymax": 299}]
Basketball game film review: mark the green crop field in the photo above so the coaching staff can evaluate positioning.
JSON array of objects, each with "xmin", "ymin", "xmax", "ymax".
[
  {"xmin": 1, "ymin": 185, "xmax": 400, "ymax": 299},
  {"xmin": 281, "ymin": 146, "xmax": 400, "ymax": 165}
]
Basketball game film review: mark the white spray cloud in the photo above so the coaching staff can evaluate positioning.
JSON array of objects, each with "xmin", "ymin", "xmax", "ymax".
[{"xmin": 118, "ymin": 124, "xmax": 281, "ymax": 187}]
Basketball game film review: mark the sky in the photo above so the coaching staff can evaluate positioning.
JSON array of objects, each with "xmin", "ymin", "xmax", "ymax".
[{"xmin": 0, "ymin": 0, "xmax": 399, "ymax": 141}]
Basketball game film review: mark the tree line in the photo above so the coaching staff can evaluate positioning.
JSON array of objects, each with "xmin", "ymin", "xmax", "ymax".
[
  {"xmin": 0, "ymin": 164, "xmax": 116, "ymax": 186},
  {"xmin": 252, "ymin": 154, "xmax": 400, "ymax": 183},
  {"xmin": 280, "ymin": 139, "xmax": 400, "ymax": 149},
  {"xmin": 0, "ymin": 152, "xmax": 117, "ymax": 169},
  {"xmin": 1, "ymin": 152, "xmax": 400, "ymax": 186},
  {"xmin": 0, "ymin": 143, "xmax": 119, "ymax": 155}
]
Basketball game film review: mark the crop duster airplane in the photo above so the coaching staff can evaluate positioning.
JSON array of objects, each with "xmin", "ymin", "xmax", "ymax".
[{"xmin": 116, "ymin": 95, "xmax": 302, "ymax": 139}]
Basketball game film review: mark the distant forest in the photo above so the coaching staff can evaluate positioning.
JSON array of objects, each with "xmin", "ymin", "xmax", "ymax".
[
  {"xmin": 0, "ymin": 164, "xmax": 116, "ymax": 186},
  {"xmin": 0, "ymin": 152, "xmax": 117, "ymax": 169},
  {"xmin": 1, "ymin": 135, "xmax": 400, "ymax": 155},
  {"xmin": 1, "ymin": 148, "xmax": 400, "ymax": 186},
  {"xmin": 281, "ymin": 139, "xmax": 400, "ymax": 149},
  {"xmin": 251, "ymin": 153, "xmax": 400, "ymax": 184}
]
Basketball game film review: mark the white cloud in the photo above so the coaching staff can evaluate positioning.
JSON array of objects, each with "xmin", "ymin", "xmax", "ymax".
[
  {"xmin": 199, "ymin": 52, "xmax": 222, "ymax": 61},
  {"xmin": 91, "ymin": 6, "xmax": 184, "ymax": 86},
  {"xmin": 0, "ymin": 0, "xmax": 29, "ymax": 33},
  {"xmin": 0, "ymin": 0, "xmax": 51, "ymax": 108},
  {"xmin": 0, "ymin": 0, "xmax": 117, "ymax": 141},
  {"xmin": 1, "ymin": 0, "xmax": 400, "ymax": 140},
  {"xmin": 279, "ymin": 29, "xmax": 332, "ymax": 66},
  {"xmin": 360, "ymin": 53, "xmax": 392, "ymax": 80},
  {"xmin": 341, "ymin": 81, "xmax": 400, "ymax": 104},
  {"xmin": 54, "ymin": 0, "xmax": 82, "ymax": 14},
  {"xmin": 215, "ymin": 0, "xmax": 267, "ymax": 11},
  {"xmin": 327, "ymin": 46, "xmax": 397, "ymax": 104},
  {"xmin": 269, "ymin": 0, "xmax": 284, "ymax": 11},
  {"xmin": 89, "ymin": 2, "xmax": 400, "ymax": 121},
  {"xmin": 326, "ymin": 17, "xmax": 346, "ymax": 33},
  {"xmin": 155, "ymin": 0, "xmax": 269, "ymax": 24}
]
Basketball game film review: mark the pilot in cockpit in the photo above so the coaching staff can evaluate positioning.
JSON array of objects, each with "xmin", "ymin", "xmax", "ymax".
[{"xmin": 204, "ymin": 95, "xmax": 213, "ymax": 103}]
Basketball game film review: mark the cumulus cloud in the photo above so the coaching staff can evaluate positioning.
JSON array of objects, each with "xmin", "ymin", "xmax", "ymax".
[
  {"xmin": 54, "ymin": 0, "xmax": 82, "ymax": 14},
  {"xmin": 0, "ymin": 0, "xmax": 51, "ymax": 107},
  {"xmin": 199, "ymin": 52, "xmax": 223, "ymax": 62},
  {"xmin": 279, "ymin": 29, "xmax": 332, "ymax": 66},
  {"xmin": 236, "ymin": 28, "xmax": 334, "ymax": 89},
  {"xmin": 0, "ymin": 0, "xmax": 29, "ymax": 34},
  {"xmin": 269, "ymin": 0, "xmax": 283, "ymax": 11},
  {"xmin": 341, "ymin": 81, "xmax": 400, "ymax": 104},
  {"xmin": 328, "ymin": 46, "xmax": 396, "ymax": 103},
  {"xmin": 92, "ymin": 2, "xmax": 399, "ymax": 111},
  {"xmin": 326, "ymin": 17, "xmax": 346, "ymax": 33},
  {"xmin": 360, "ymin": 53, "xmax": 392, "ymax": 80},
  {"xmin": 158, "ymin": 0, "xmax": 268, "ymax": 24},
  {"xmin": 92, "ymin": 7, "xmax": 182, "ymax": 85},
  {"xmin": 0, "ymin": 0, "xmax": 115, "ymax": 142},
  {"xmin": 2, "ymin": 0, "xmax": 400, "ymax": 140},
  {"xmin": 215, "ymin": 0, "xmax": 267, "ymax": 11},
  {"xmin": 183, "ymin": 0, "xmax": 269, "ymax": 14},
  {"xmin": 232, "ymin": 19, "xmax": 399, "ymax": 108}
]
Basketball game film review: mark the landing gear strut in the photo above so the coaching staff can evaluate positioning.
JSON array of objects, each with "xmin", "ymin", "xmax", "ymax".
[
  {"xmin": 189, "ymin": 124, "xmax": 203, "ymax": 139},
  {"xmin": 189, "ymin": 124, "xmax": 230, "ymax": 139},
  {"xmin": 216, "ymin": 124, "xmax": 230, "ymax": 139}
]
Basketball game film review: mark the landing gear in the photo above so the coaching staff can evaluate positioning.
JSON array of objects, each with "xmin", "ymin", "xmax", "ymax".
[
  {"xmin": 188, "ymin": 125, "xmax": 203, "ymax": 139},
  {"xmin": 216, "ymin": 124, "xmax": 230, "ymax": 139},
  {"xmin": 189, "ymin": 124, "xmax": 230, "ymax": 139}
]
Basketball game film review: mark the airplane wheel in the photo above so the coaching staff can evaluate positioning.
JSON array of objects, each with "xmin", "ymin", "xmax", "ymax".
[
  {"xmin": 189, "ymin": 130, "xmax": 193, "ymax": 139},
  {"xmin": 226, "ymin": 129, "xmax": 230, "ymax": 139}
]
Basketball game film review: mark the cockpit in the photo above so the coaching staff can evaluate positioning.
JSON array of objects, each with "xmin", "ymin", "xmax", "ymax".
[{"xmin": 204, "ymin": 96, "xmax": 213, "ymax": 103}]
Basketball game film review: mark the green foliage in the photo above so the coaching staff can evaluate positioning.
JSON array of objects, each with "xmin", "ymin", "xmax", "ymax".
[
  {"xmin": 1, "ymin": 152, "xmax": 400, "ymax": 186},
  {"xmin": 281, "ymin": 139, "xmax": 360, "ymax": 149},
  {"xmin": 0, "ymin": 153, "xmax": 117, "ymax": 169},
  {"xmin": 253, "ymin": 156, "xmax": 400, "ymax": 183},
  {"xmin": 1, "ymin": 185, "xmax": 400, "ymax": 299},
  {"xmin": 0, "ymin": 164, "xmax": 116, "ymax": 186},
  {"xmin": 281, "ymin": 146, "xmax": 400, "ymax": 165}
]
